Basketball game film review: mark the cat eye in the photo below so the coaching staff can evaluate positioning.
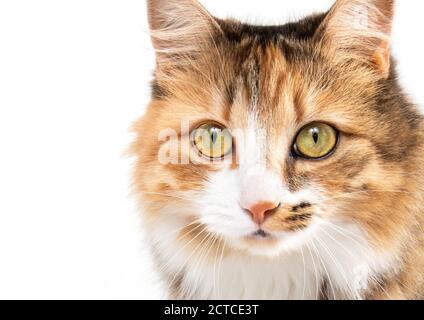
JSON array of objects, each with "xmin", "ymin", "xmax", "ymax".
[
  {"xmin": 192, "ymin": 123, "xmax": 233, "ymax": 159},
  {"xmin": 293, "ymin": 123, "xmax": 338, "ymax": 159}
]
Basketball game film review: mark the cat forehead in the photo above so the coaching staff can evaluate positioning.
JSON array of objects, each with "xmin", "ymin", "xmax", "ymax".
[
  {"xmin": 210, "ymin": 25, "xmax": 335, "ymax": 126},
  {"xmin": 221, "ymin": 44, "xmax": 329, "ymax": 130}
]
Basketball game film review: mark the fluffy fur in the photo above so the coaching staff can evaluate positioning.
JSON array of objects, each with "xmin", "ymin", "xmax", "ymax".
[{"xmin": 132, "ymin": 0, "xmax": 424, "ymax": 299}]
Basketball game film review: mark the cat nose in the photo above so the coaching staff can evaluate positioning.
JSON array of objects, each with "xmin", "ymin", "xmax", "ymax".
[{"xmin": 243, "ymin": 201, "xmax": 280, "ymax": 225}]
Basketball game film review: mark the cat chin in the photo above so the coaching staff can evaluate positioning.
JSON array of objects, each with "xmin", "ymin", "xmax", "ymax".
[
  {"xmin": 232, "ymin": 238, "xmax": 288, "ymax": 257},
  {"xmin": 226, "ymin": 221, "xmax": 322, "ymax": 258}
]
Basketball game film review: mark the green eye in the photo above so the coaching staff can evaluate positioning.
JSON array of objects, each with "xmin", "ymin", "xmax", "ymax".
[
  {"xmin": 192, "ymin": 123, "xmax": 232, "ymax": 159},
  {"xmin": 294, "ymin": 123, "xmax": 338, "ymax": 159}
]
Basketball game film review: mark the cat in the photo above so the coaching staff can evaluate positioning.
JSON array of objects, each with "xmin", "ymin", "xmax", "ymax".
[{"xmin": 132, "ymin": 0, "xmax": 424, "ymax": 300}]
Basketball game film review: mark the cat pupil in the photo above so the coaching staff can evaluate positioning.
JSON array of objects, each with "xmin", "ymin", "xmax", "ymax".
[
  {"xmin": 312, "ymin": 129, "xmax": 319, "ymax": 144},
  {"xmin": 211, "ymin": 129, "xmax": 218, "ymax": 144}
]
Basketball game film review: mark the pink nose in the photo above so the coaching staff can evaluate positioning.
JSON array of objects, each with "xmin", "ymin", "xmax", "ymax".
[{"xmin": 243, "ymin": 201, "xmax": 280, "ymax": 225}]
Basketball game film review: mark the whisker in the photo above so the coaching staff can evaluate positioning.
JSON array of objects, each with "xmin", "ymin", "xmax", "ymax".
[
  {"xmin": 216, "ymin": 238, "xmax": 226, "ymax": 299},
  {"xmin": 319, "ymin": 226, "xmax": 357, "ymax": 260},
  {"xmin": 140, "ymin": 191, "xmax": 203, "ymax": 203},
  {"xmin": 166, "ymin": 226, "xmax": 210, "ymax": 293},
  {"xmin": 310, "ymin": 239, "xmax": 336, "ymax": 300},
  {"xmin": 300, "ymin": 246, "xmax": 307, "ymax": 300},
  {"xmin": 186, "ymin": 233, "xmax": 216, "ymax": 298},
  {"xmin": 167, "ymin": 219, "xmax": 204, "ymax": 237},
  {"xmin": 321, "ymin": 220, "xmax": 368, "ymax": 247},
  {"xmin": 305, "ymin": 241, "xmax": 320, "ymax": 300},
  {"xmin": 314, "ymin": 234, "xmax": 353, "ymax": 299}
]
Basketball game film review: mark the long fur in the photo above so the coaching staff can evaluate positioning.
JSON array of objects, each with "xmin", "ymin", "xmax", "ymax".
[{"xmin": 133, "ymin": 0, "xmax": 424, "ymax": 300}]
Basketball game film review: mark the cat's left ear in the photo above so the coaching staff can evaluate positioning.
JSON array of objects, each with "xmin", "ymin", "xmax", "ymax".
[{"xmin": 318, "ymin": 0, "xmax": 395, "ymax": 78}]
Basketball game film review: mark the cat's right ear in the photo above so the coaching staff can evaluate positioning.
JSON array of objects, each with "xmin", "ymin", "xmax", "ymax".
[{"xmin": 146, "ymin": 0, "xmax": 221, "ymax": 64}]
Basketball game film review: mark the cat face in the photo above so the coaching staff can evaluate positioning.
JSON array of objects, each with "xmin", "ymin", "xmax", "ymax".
[{"xmin": 134, "ymin": 0, "xmax": 423, "ymax": 257}]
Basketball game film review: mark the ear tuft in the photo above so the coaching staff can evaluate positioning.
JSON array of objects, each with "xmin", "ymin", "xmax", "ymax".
[
  {"xmin": 319, "ymin": 0, "xmax": 395, "ymax": 77},
  {"xmin": 146, "ymin": 0, "xmax": 220, "ymax": 63}
]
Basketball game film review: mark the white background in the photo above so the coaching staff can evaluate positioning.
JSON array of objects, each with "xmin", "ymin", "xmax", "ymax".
[{"xmin": 0, "ymin": 0, "xmax": 422, "ymax": 300}]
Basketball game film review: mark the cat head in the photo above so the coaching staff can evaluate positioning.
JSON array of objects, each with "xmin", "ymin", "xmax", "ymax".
[{"xmin": 134, "ymin": 0, "xmax": 423, "ymax": 256}]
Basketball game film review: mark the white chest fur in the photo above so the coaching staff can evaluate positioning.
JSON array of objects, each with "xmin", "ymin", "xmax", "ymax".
[{"xmin": 182, "ymin": 249, "xmax": 320, "ymax": 300}]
